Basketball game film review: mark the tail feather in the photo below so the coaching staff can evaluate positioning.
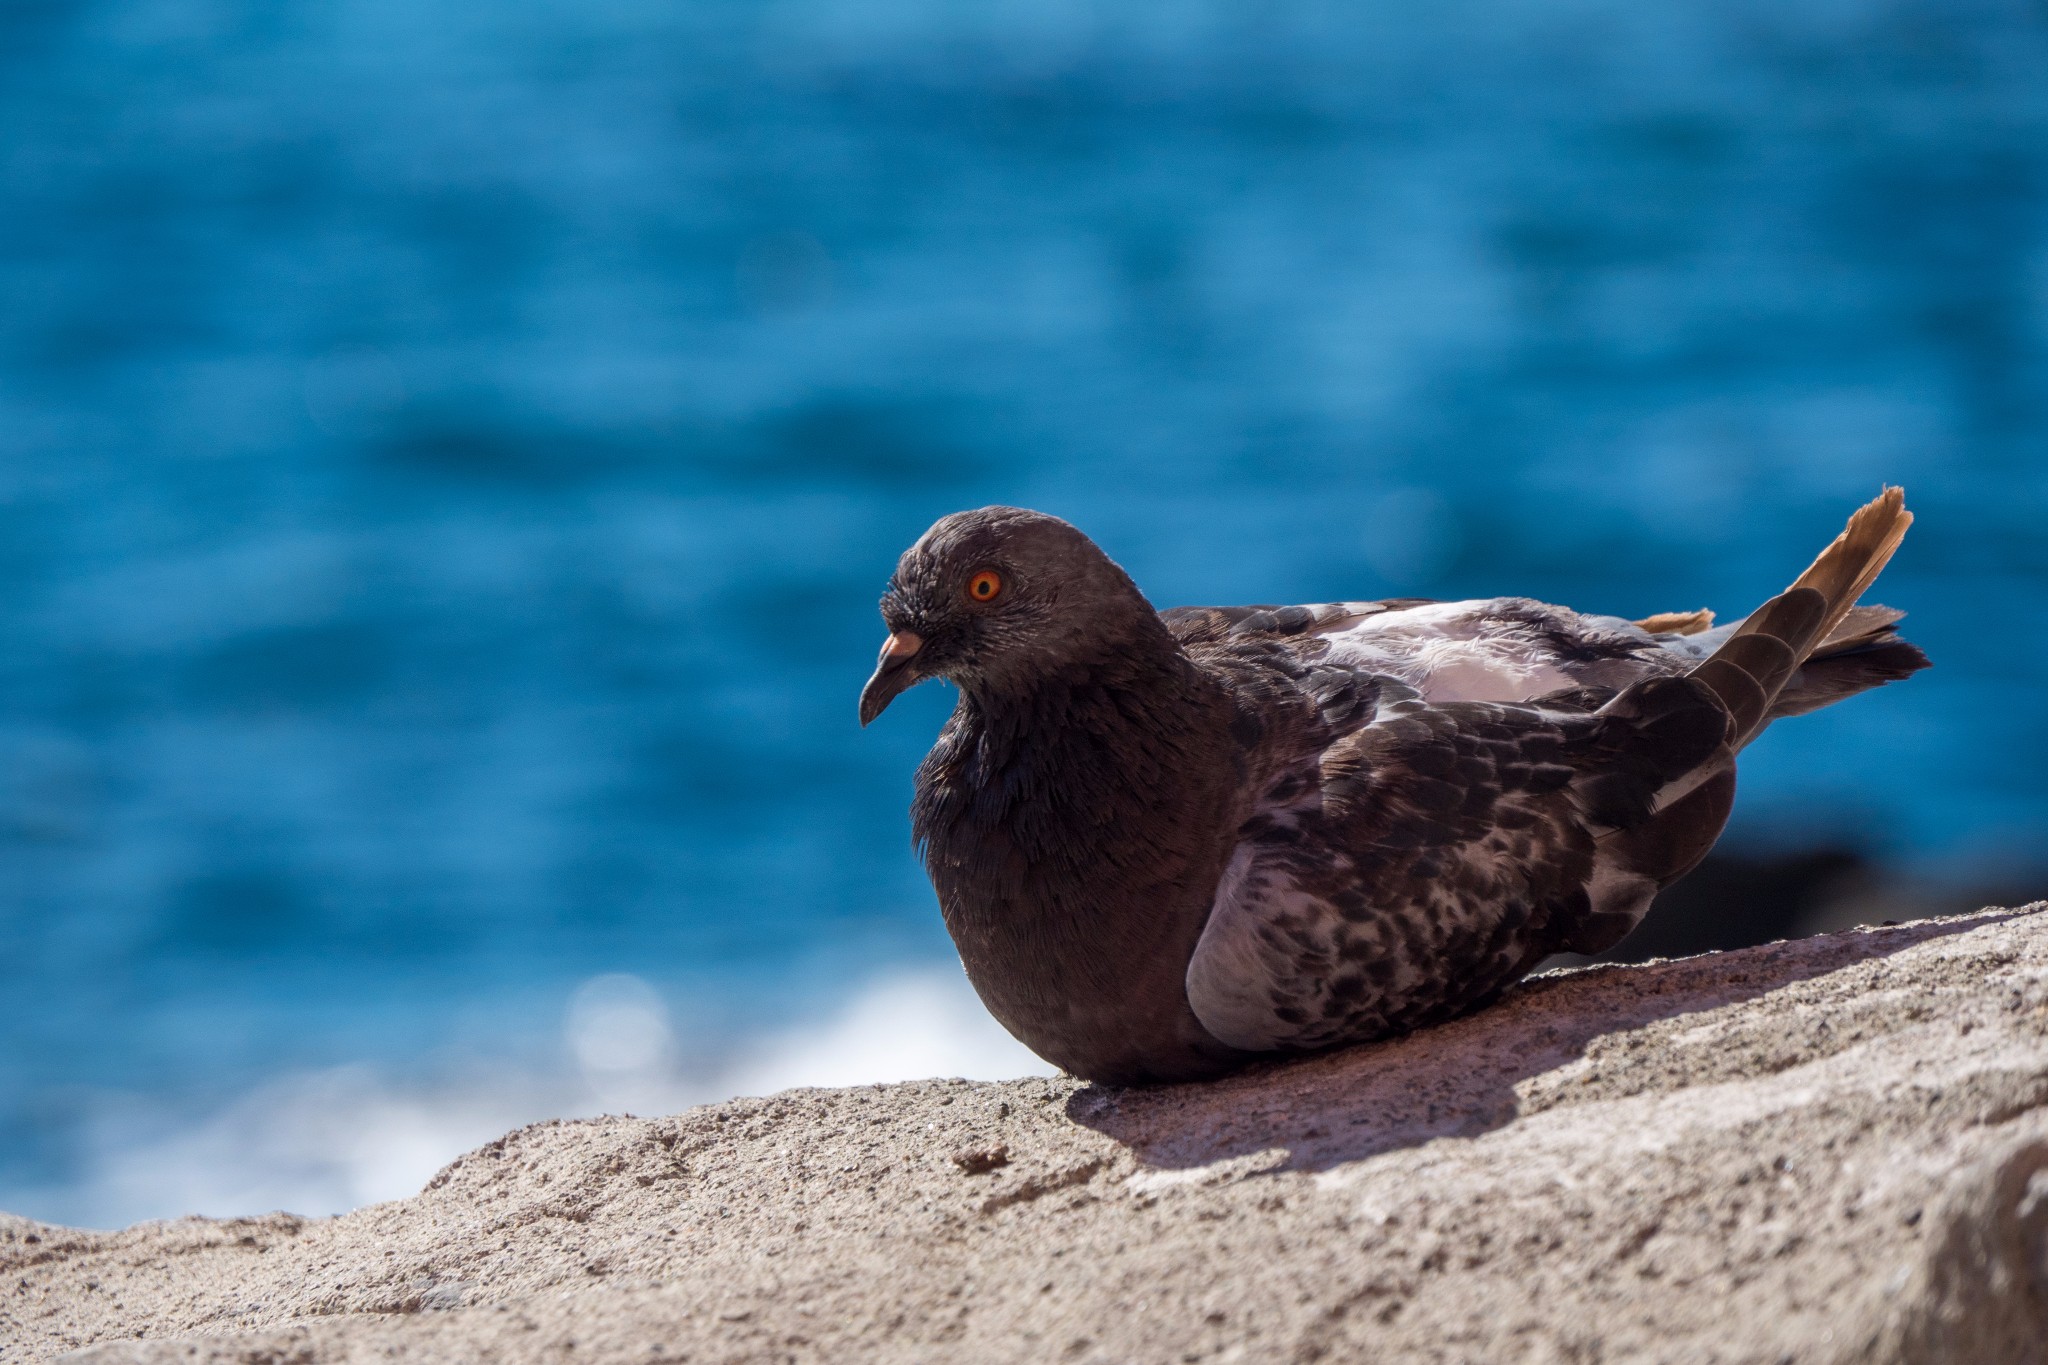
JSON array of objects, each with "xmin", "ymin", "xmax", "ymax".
[
  {"xmin": 1784, "ymin": 486, "xmax": 1915, "ymax": 645},
  {"xmin": 1812, "ymin": 603, "xmax": 1907, "ymax": 656},
  {"xmin": 1688, "ymin": 487, "xmax": 1914, "ymax": 745},
  {"xmin": 1768, "ymin": 637, "xmax": 1931, "ymax": 719},
  {"xmin": 1634, "ymin": 607, "xmax": 1715, "ymax": 636}
]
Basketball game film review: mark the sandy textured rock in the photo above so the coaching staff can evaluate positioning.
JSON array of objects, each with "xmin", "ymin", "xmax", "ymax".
[{"xmin": 8, "ymin": 907, "xmax": 2048, "ymax": 1364}]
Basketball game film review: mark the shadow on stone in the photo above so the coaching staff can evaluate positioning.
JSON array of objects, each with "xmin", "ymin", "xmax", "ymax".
[{"xmin": 1066, "ymin": 909, "xmax": 2030, "ymax": 1174}]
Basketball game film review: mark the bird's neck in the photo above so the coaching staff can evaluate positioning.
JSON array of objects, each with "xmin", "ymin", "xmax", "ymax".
[{"xmin": 912, "ymin": 636, "xmax": 1250, "ymax": 1082}]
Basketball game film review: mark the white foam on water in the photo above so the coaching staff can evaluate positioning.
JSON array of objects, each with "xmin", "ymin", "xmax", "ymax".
[
  {"xmin": 55, "ymin": 1065, "xmax": 551, "ymax": 1228},
  {"xmin": 724, "ymin": 971, "xmax": 1050, "ymax": 1097},
  {"xmin": 11, "ymin": 967, "xmax": 1053, "ymax": 1230}
]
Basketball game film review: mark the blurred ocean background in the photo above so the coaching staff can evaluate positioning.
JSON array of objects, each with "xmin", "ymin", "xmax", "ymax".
[{"xmin": 3, "ymin": 0, "xmax": 2046, "ymax": 1228}]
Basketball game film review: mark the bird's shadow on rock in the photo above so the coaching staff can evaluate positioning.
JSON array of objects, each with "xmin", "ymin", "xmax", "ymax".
[{"xmin": 1065, "ymin": 910, "xmax": 2033, "ymax": 1175}]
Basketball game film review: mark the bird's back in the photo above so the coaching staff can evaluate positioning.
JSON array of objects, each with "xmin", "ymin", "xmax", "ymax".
[{"xmin": 1164, "ymin": 593, "xmax": 1921, "ymax": 718}]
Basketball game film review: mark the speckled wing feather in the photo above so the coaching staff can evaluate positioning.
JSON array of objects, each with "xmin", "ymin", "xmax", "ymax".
[
  {"xmin": 1174, "ymin": 489, "xmax": 1923, "ymax": 1054},
  {"xmin": 1179, "ymin": 648, "xmax": 1729, "ymax": 1052}
]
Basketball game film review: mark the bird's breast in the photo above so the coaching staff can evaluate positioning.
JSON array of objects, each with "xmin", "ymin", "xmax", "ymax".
[{"xmin": 909, "ymin": 698, "xmax": 1254, "ymax": 1083}]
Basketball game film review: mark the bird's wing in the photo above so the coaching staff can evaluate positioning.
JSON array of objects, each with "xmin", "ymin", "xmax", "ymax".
[
  {"xmin": 1166, "ymin": 597, "xmax": 1703, "ymax": 705},
  {"xmin": 1182, "ymin": 670, "xmax": 1731, "ymax": 1054}
]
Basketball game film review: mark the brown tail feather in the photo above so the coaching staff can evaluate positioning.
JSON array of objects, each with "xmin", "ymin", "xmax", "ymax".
[
  {"xmin": 1783, "ymin": 486, "xmax": 1914, "ymax": 646},
  {"xmin": 1769, "ymin": 637, "xmax": 1930, "ymax": 719},
  {"xmin": 1811, "ymin": 602, "xmax": 1907, "ymax": 657},
  {"xmin": 1688, "ymin": 487, "xmax": 1914, "ymax": 744},
  {"xmin": 1634, "ymin": 608, "xmax": 1715, "ymax": 636}
]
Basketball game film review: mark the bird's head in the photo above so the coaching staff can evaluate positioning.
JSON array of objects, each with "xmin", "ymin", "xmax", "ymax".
[{"xmin": 858, "ymin": 506, "xmax": 1156, "ymax": 725}]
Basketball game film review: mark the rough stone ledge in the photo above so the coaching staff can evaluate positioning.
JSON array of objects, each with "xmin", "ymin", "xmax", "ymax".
[{"xmin": 7, "ymin": 906, "xmax": 2048, "ymax": 1365}]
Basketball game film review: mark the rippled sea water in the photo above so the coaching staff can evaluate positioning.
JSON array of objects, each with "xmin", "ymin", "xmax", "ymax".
[{"xmin": 2, "ymin": 0, "xmax": 2045, "ymax": 1225}]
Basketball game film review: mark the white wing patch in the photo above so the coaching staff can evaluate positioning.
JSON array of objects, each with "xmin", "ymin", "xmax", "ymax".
[
  {"xmin": 1316, "ymin": 599, "xmax": 1691, "ymax": 703},
  {"xmin": 1317, "ymin": 600, "xmax": 1578, "ymax": 701}
]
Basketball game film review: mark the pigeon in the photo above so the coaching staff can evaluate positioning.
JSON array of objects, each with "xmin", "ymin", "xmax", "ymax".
[{"xmin": 859, "ymin": 489, "xmax": 1925, "ymax": 1085}]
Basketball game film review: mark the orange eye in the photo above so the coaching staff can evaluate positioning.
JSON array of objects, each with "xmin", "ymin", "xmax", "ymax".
[{"xmin": 967, "ymin": 570, "xmax": 1003, "ymax": 603}]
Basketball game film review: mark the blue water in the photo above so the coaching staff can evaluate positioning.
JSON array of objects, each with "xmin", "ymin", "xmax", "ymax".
[{"xmin": 3, "ymin": 0, "xmax": 2046, "ymax": 1223}]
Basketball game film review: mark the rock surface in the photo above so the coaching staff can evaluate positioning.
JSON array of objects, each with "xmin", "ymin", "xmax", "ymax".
[{"xmin": 8, "ymin": 907, "xmax": 2048, "ymax": 1365}]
